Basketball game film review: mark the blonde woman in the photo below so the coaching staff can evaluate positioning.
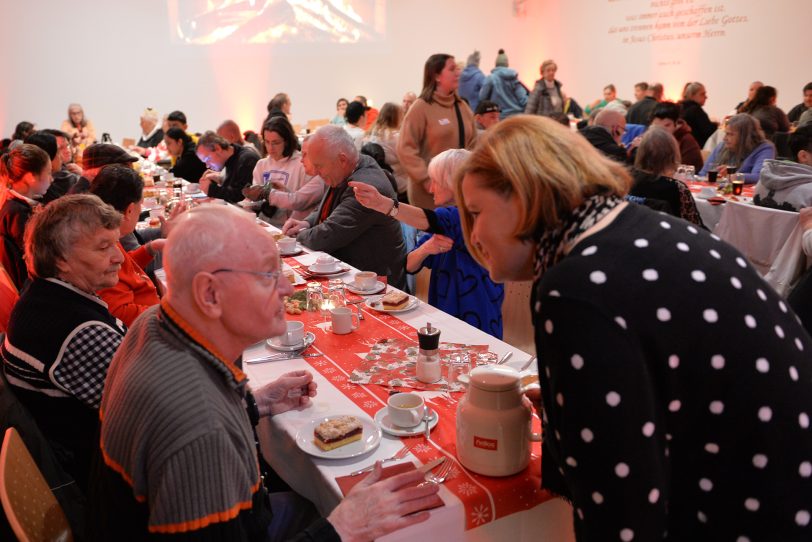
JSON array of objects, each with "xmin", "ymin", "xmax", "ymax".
[{"xmin": 456, "ymin": 115, "xmax": 812, "ymax": 540}]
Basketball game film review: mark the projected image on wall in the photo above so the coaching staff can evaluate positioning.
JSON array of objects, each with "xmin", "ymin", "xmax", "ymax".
[{"xmin": 170, "ymin": 0, "xmax": 385, "ymax": 44}]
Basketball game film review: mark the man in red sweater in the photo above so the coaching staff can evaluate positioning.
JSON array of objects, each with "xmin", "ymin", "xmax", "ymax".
[{"xmin": 89, "ymin": 165, "xmax": 162, "ymax": 326}]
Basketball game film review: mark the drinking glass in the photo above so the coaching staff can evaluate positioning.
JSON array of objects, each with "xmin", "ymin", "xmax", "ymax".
[{"xmin": 731, "ymin": 173, "xmax": 745, "ymax": 196}]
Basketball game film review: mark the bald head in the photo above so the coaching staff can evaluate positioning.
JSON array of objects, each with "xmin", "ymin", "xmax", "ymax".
[
  {"xmin": 217, "ymin": 120, "xmax": 244, "ymax": 145},
  {"xmin": 595, "ymin": 109, "xmax": 627, "ymax": 144},
  {"xmin": 165, "ymin": 205, "xmax": 276, "ymax": 296}
]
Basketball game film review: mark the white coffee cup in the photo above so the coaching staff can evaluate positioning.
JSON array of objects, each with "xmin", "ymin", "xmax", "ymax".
[
  {"xmin": 355, "ymin": 271, "xmax": 377, "ymax": 290},
  {"xmin": 277, "ymin": 237, "xmax": 297, "ymax": 253},
  {"xmin": 313, "ymin": 255, "xmax": 338, "ymax": 273},
  {"xmin": 387, "ymin": 392, "xmax": 424, "ymax": 427},
  {"xmin": 330, "ymin": 307, "xmax": 359, "ymax": 335},
  {"xmin": 275, "ymin": 321, "xmax": 305, "ymax": 346}
]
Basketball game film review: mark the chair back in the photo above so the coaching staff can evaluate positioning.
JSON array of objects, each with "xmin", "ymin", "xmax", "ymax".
[
  {"xmin": 306, "ymin": 118, "xmax": 330, "ymax": 133},
  {"xmin": 0, "ymin": 263, "xmax": 19, "ymax": 333},
  {"xmin": 0, "ymin": 427, "xmax": 73, "ymax": 542}
]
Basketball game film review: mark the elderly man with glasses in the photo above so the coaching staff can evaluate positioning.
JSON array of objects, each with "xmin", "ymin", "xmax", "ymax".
[{"xmin": 91, "ymin": 205, "xmax": 438, "ymax": 541}]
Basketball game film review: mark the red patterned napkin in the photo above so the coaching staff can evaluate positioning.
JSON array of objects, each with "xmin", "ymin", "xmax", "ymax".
[{"xmin": 335, "ymin": 461, "xmax": 445, "ymax": 510}]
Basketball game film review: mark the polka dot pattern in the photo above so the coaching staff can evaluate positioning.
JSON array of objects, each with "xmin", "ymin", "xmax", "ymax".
[{"xmin": 534, "ymin": 205, "xmax": 812, "ymax": 538}]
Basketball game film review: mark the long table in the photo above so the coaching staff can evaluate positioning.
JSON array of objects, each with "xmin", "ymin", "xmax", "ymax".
[{"xmin": 242, "ymin": 240, "xmax": 575, "ymax": 541}]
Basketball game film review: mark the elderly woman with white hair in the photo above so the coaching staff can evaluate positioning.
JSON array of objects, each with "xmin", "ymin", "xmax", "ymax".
[{"xmin": 351, "ymin": 148, "xmax": 504, "ymax": 338}]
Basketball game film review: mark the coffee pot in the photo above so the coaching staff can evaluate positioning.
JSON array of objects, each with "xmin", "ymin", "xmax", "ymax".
[{"xmin": 456, "ymin": 365, "xmax": 541, "ymax": 477}]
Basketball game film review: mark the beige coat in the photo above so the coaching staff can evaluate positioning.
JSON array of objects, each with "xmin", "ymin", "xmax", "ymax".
[{"xmin": 397, "ymin": 92, "xmax": 477, "ymax": 209}]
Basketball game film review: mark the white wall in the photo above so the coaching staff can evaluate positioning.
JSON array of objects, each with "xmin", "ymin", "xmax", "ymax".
[{"xmin": 1, "ymin": 0, "xmax": 810, "ymax": 141}]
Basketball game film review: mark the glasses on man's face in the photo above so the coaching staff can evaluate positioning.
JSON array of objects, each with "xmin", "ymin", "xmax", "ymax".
[{"xmin": 211, "ymin": 268, "xmax": 281, "ymax": 291}]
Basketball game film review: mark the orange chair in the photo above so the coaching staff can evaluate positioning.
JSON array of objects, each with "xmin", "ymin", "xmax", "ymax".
[
  {"xmin": 0, "ymin": 264, "xmax": 19, "ymax": 333},
  {"xmin": 0, "ymin": 427, "xmax": 73, "ymax": 542}
]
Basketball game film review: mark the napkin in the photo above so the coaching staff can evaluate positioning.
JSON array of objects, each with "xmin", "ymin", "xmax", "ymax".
[{"xmin": 335, "ymin": 461, "xmax": 445, "ymax": 511}]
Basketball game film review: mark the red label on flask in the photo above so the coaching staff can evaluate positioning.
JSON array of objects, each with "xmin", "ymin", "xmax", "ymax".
[{"xmin": 474, "ymin": 436, "xmax": 498, "ymax": 451}]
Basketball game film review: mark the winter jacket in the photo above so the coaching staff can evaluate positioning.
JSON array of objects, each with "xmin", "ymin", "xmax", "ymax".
[
  {"xmin": 753, "ymin": 159, "xmax": 812, "ymax": 211},
  {"xmin": 478, "ymin": 67, "xmax": 528, "ymax": 119}
]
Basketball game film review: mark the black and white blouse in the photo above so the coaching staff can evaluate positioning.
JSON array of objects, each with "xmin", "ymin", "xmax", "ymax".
[{"xmin": 533, "ymin": 204, "xmax": 812, "ymax": 541}]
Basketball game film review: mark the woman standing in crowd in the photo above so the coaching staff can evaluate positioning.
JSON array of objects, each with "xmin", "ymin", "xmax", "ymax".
[
  {"xmin": 741, "ymin": 85, "xmax": 791, "ymax": 140},
  {"xmin": 61, "ymin": 103, "xmax": 96, "ymax": 148},
  {"xmin": 630, "ymin": 127, "xmax": 704, "ymax": 226},
  {"xmin": 351, "ymin": 149, "xmax": 503, "ymax": 339},
  {"xmin": 0, "ymin": 144, "xmax": 52, "ymax": 289},
  {"xmin": 364, "ymin": 102, "xmax": 408, "ymax": 199},
  {"xmin": 455, "ymin": 115, "xmax": 812, "ymax": 540},
  {"xmin": 243, "ymin": 117, "xmax": 322, "ymax": 227},
  {"xmin": 680, "ymin": 82, "xmax": 717, "ymax": 147},
  {"xmin": 700, "ymin": 113, "xmax": 775, "ymax": 183},
  {"xmin": 525, "ymin": 59, "xmax": 568, "ymax": 117},
  {"xmin": 398, "ymin": 53, "xmax": 477, "ymax": 210},
  {"xmin": 164, "ymin": 127, "xmax": 207, "ymax": 183}
]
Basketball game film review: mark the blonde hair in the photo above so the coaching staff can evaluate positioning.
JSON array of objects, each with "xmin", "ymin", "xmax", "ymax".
[{"xmin": 455, "ymin": 116, "xmax": 631, "ymax": 264}]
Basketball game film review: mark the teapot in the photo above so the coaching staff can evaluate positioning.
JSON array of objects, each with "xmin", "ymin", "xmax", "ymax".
[{"xmin": 456, "ymin": 365, "xmax": 541, "ymax": 477}]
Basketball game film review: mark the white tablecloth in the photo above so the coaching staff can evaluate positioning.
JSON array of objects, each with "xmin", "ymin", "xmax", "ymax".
[{"xmin": 242, "ymin": 247, "xmax": 575, "ymax": 541}]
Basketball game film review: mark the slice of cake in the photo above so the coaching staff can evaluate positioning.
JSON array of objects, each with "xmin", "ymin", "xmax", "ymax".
[
  {"xmin": 314, "ymin": 416, "xmax": 363, "ymax": 451},
  {"xmin": 381, "ymin": 291, "xmax": 409, "ymax": 310}
]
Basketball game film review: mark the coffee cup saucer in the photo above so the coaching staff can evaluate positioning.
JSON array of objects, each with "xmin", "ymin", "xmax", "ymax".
[
  {"xmin": 346, "ymin": 280, "xmax": 385, "ymax": 295},
  {"xmin": 374, "ymin": 406, "xmax": 438, "ymax": 437},
  {"xmin": 266, "ymin": 331, "xmax": 316, "ymax": 352}
]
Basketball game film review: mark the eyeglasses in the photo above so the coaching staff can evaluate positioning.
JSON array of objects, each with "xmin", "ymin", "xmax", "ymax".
[{"xmin": 211, "ymin": 268, "xmax": 282, "ymax": 290}]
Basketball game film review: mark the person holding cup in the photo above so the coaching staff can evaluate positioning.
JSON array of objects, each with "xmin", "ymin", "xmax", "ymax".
[
  {"xmin": 699, "ymin": 113, "xmax": 775, "ymax": 184},
  {"xmin": 351, "ymin": 149, "xmax": 504, "ymax": 339},
  {"xmin": 455, "ymin": 115, "xmax": 812, "ymax": 540}
]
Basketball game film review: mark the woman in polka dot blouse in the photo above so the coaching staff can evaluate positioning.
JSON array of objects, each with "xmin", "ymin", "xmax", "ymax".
[{"xmin": 455, "ymin": 116, "xmax": 812, "ymax": 541}]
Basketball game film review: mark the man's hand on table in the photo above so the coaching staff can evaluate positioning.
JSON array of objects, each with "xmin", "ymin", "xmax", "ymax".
[
  {"xmin": 255, "ymin": 370, "xmax": 317, "ymax": 416},
  {"xmin": 327, "ymin": 462, "xmax": 440, "ymax": 541},
  {"xmin": 282, "ymin": 218, "xmax": 309, "ymax": 236}
]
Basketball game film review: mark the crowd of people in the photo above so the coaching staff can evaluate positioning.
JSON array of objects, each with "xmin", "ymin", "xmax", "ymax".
[{"xmin": 2, "ymin": 50, "xmax": 812, "ymax": 541}]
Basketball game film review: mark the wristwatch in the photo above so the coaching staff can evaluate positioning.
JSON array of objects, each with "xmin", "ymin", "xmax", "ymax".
[{"xmin": 388, "ymin": 198, "xmax": 399, "ymax": 217}]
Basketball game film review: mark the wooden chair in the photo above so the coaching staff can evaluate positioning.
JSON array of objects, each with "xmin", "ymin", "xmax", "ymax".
[{"xmin": 0, "ymin": 427, "xmax": 73, "ymax": 542}]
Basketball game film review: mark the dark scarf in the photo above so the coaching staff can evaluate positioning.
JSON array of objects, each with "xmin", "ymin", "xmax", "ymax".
[{"xmin": 533, "ymin": 194, "xmax": 623, "ymax": 281}]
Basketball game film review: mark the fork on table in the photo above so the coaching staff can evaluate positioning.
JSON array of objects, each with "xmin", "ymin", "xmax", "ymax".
[
  {"xmin": 422, "ymin": 459, "xmax": 454, "ymax": 485},
  {"xmin": 348, "ymin": 445, "xmax": 412, "ymax": 476}
]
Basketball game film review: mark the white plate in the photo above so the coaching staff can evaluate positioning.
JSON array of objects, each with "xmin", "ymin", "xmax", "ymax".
[
  {"xmin": 296, "ymin": 415, "xmax": 381, "ymax": 459},
  {"xmin": 374, "ymin": 407, "xmax": 438, "ymax": 437},
  {"xmin": 307, "ymin": 264, "xmax": 350, "ymax": 277},
  {"xmin": 280, "ymin": 244, "xmax": 304, "ymax": 257},
  {"xmin": 266, "ymin": 331, "xmax": 315, "ymax": 352},
  {"xmin": 694, "ymin": 191, "xmax": 718, "ymax": 200},
  {"xmin": 345, "ymin": 280, "xmax": 386, "ymax": 295},
  {"xmin": 365, "ymin": 295, "xmax": 419, "ymax": 314}
]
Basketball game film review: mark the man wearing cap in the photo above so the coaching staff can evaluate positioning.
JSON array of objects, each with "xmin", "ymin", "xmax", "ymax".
[
  {"xmin": 132, "ymin": 108, "xmax": 164, "ymax": 157},
  {"xmin": 69, "ymin": 143, "xmax": 139, "ymax": 194},
  {"xmin": 474, "ymin": 101, "xmax": 501, "ymax": 133},
  {"xmin": 196, "ymin": 131, "xmax": 260, "ymax": 203}
]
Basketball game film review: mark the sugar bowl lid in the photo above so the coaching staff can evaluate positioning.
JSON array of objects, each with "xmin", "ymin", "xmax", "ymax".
[{"xmin": 469, "ymin": 365, "xmax": 520, "ymax": 392}]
